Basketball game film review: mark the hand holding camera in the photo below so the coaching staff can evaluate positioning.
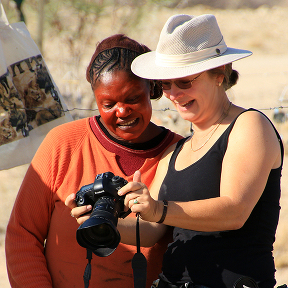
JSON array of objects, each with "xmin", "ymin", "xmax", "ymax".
[
  {"xmin": 118, "ymin": 170, "xmax": 162, "ymax": 223},
  {"xmin": 71, "ymin": 172, "xmax": 131, "ymax": 257}
]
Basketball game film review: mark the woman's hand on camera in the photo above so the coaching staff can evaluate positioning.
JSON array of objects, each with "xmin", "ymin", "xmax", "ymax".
[
  {"xmin": 118, "ymin": 170, "xmax": 161, "ymax": 222},
  {"xmin": 65, "ymin": 193, "xmax": 92, "ymax": 225}
]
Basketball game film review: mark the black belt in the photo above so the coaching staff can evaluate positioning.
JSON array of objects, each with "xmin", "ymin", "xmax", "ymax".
[
  {"xmin": 157, "ymin": 279, "xmax": 209, "ymax": 288},
  {"xmin": 155, "ymin": 276, "xmax": 260, "ymax": 288}
]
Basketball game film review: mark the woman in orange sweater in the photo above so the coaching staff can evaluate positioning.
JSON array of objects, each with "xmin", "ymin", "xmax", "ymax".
[{"xmin": 5, "ymin": 34, "xmax": 182, "ymax": 288}]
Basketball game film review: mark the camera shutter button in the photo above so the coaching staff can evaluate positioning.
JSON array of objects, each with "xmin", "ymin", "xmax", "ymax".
[{"xmin": 112, "ymin": 176, "xmax": 121, "ymax": 183}]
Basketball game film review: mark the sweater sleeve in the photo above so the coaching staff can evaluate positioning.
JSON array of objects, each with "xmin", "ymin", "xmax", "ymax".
[{"xmin": 5, "ymin": 121, "xmax": 80, "ymax": 288}]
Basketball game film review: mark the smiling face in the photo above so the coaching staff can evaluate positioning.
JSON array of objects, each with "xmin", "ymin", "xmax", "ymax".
[
  {"xmin": 94, "ymin": 70, "xmax": 153, "ymax": 143},
  {"xmin": 163, "ymin": 71, "xmax": 224, "ymax": 125}
]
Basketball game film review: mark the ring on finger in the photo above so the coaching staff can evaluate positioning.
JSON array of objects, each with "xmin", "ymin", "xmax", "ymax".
[
  {"xmin": 70, "ymin": 211, "xmax": 75, "ymax": 218},
  {"xmin": 133, "ymin": 198, "xmax": 139, "ymax": 204}
]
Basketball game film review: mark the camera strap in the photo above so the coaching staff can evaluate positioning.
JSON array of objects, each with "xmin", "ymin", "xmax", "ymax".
[
  {"xmin": 132, "ymin": 213, "xmax": 147, "ymax": 288},
  {"xmin": 83, "ymin": 249, "xmax": 92, "ymax": 288},
  {"xmin": 82, "ymin": 214, "xmax": 147, "ymax": 288}
]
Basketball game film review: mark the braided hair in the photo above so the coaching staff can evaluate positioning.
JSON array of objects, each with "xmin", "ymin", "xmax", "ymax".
[{"xmin": 87, "ymin": 34, "xmax": 162, "ymax": 100}]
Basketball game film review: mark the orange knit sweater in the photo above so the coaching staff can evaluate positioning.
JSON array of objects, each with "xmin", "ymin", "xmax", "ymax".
[{"xmin": 5, "ymin": 118, "xmax": 182, "ymax": 288}]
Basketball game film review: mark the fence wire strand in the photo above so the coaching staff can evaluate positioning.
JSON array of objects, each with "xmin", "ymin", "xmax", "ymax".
[{"xmin": 53, "ymin": 105, "xmax": 288, "ymax": 114}]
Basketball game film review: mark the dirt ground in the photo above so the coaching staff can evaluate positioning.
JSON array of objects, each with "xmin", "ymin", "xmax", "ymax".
[{"xmin": 1, "ymin": 4, "xmax": 288, "ymax": 287}]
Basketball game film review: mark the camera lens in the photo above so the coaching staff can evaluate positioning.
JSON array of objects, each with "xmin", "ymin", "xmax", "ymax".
[
  {"xmin": 76, "ymin": 196, "xmax": 121, "ymax": 257},
  {"xmin": 84, "ymin": 223, "xmax": 115, "ymax": 246}
]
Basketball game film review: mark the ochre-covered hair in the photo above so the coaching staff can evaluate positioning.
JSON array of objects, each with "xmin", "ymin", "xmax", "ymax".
[{"xmin": 86, "ymin": 34, "xmax": 162, "ymax": 99}]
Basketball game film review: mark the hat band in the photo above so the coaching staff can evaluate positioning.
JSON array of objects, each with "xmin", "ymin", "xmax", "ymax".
[{"xmin": 155, "ymin": 38, "xmax": 227, "ymax": 67}]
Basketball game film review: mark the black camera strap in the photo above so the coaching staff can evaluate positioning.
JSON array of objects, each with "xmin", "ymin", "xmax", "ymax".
[
  {"xmin": 83, "ymin": 249, "xmax": 92, "ymax": 288},
  {"xmin": 132, "ymin": 213, "xmax": 147, "ymax": 288},
  {"xmin": 82, "ymin": 214, "xmax": 147, "ymax": 288}
]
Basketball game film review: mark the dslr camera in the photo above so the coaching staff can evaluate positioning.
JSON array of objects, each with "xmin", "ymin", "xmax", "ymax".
[{"xmin": 75, "ymin": 172, "xmax": 131, "ymax": 257}]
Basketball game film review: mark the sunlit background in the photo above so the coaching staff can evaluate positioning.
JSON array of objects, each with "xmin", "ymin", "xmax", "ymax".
[{"xmin": 1, "ymin": 0, "xmax": 288, "ymax": 286}]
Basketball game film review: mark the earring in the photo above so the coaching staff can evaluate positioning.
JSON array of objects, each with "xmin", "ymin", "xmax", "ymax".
[{"xmin": 218, "ymin": 82, "xmax": 222, "ymax": 87}]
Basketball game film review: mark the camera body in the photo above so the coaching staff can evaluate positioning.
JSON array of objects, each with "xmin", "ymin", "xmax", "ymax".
[
  {"xmin": 75, "ymin": 172, "xmax": 128, "ymax": 215},
  {"xmin": 75, "ymin": 172, "xmax": 130, "ymax": 257}
]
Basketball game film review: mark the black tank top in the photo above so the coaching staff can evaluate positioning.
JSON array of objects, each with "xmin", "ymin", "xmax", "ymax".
[{"xmin": 158, "ymin": 109, "xmax": 284, "ymax": 288}]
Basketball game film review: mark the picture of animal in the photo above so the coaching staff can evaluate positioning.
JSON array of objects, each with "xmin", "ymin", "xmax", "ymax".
[
  {"xmin": 23, "ymin": 78, "xmax": 47, "ymax": 109},
  {"xmin": 0, "ymin": 55, "xmax": 66, "ymax": 147},
  {"xmin": 35, "ymin": 102, "xmax": 63, "ymax": 126},
  {"xmin": 0, "ymin": 118, "xmax": 17, "ymax": 145}
]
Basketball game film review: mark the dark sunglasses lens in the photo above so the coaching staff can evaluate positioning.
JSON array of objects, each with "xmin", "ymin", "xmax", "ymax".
[
  {"xmin": 176, "ymin": 81, "xmax": 192, "ymax": 89},
  {"xmin": 161, "ymin": 81, "xmax": 172, "ymax": 90},
  {"xmin": 161, "ymin": 80, "xmax": 193, "ymax": 90}
]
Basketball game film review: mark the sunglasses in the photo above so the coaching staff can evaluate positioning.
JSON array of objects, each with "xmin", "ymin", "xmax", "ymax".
[{"xmin": 160, "ymin": 72, "xmax": 203, "ymax": 90}]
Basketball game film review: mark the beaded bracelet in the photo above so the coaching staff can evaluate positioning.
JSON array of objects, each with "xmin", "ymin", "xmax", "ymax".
[{"xmin": 156, "ymin": 199, "xmax": 168, "ymax": 224}]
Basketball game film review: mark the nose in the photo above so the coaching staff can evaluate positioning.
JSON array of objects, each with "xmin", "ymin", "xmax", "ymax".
[
  {"xmin": 164, "ymin": 85, "xmax": 184, "ymax": 102},
  {"xmin": 115, "ymin": 103, "xmax": 132, "ymax": 118}
]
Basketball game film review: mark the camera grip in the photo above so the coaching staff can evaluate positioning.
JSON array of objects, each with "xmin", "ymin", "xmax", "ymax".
[{"xmin": 119, "ymin": 208, "xmax": 132, "ymax": 218}]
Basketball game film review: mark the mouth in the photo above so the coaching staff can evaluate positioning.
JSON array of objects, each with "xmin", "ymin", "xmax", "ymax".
[
  {"xmin": 117, "ymin": 118, "xmax": 139, "ymax": 129},
  {"xmin": 5, "ymin": 133, "xmax": 12, "ymax": 139},
  {"xmin": 175, "ymin": 99, "xmax": 195, "ymax": 108}
]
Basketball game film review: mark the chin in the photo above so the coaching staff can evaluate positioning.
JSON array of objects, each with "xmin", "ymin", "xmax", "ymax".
[
  {"xmin": 115, "ymin": 131, "xmax": 142, "ymax": 143},
  {"xmin": 177, "ymin": 112, "xmax": 192, "ymax": 122}
]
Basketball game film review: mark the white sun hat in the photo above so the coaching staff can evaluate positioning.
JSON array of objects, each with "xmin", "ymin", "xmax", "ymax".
[{"xmin": 131, "ymin": 14, "xmax": 252, "ymax": 80}]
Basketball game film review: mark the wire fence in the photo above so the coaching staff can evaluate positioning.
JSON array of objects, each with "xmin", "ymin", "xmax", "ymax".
[{"xmin": 20, "ymin": 104, "xmax": 288, "ymax": 114}]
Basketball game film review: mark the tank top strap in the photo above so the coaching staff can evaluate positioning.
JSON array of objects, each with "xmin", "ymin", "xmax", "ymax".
[{"xmin": 168, "ymin": 137, "xmax": 188, "ymax": 170}]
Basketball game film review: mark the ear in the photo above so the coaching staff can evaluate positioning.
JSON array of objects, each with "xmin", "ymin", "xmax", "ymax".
[{"xmin": 216, "ymin": 65, "xmax": 225, "ymax": 86}]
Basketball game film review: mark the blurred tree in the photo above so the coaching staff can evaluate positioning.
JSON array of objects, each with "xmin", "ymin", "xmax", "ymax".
[
  {"xmin": 13, "ymin": 0, "xmax": 25, "ymax": 22},
  {"xmin": 37, "ymin": 0, "xmax": 44, "ymax": 53},
  {"xmin": 151, "ymin": 0, "xmax": 284, "ymax": 8},
  {"xmin": 43, "ymin": 0, "xmax": 107, "ymax": 70},
  {"xmin": 40, "ymin": 0, "xmax": 156, "ymax": 73},
  {"xmin": 39, "ymin": 0, "xmax": 152, "ymax": 117}
]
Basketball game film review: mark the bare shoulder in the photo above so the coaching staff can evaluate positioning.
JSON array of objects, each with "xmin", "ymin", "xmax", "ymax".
[
  {"xmin": 228, "ymin": 109, "xmax": 281, "ymax": 168},
  {"xmin": 155, "ymin": 141, "xmax": 177, "ymax": 174},
  {"xmin": 232, "ymin": 109, "xmax": 277, "ymax": 138},
  {"xmin": 158, "ymin": 141, "xmax": 179, "ymax": 168}
]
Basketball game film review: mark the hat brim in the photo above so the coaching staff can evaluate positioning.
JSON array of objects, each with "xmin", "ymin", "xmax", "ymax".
[{"xmin": 131, "ymin": 47, "xmax": 252, "ymax": 80}]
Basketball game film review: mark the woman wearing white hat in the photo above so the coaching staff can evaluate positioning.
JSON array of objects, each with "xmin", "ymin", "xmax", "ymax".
[{"xmin": 117, "ymin": 14, "xmax": 284, "ymax": 288}]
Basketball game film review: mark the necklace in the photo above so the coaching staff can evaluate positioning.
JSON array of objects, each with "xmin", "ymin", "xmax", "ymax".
[{"xmin": 191, "ymin": 102, "xmax": 232, "ymax": 152}]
